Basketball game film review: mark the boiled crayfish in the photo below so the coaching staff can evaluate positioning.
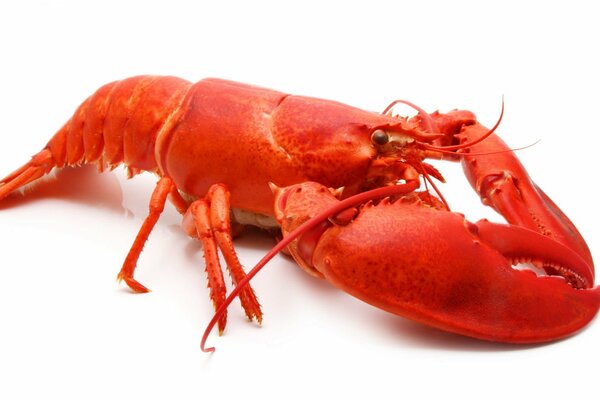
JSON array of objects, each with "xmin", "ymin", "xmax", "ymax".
[{"xmin": 0, "ymin": 76, "xmax": 597, "ymax": 350}]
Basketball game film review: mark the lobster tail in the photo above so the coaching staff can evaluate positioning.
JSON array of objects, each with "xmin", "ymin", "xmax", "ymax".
[
  {"xmin": 0, "ymin": 149, "xmax": 55, "ymax": 200},
  {"xmin": 0, "ymin": 76, "xmax": 191, "ymax": 200},
  {"xmin": 47, "ymin": 75, "xmax": 191, "ymax": 173}
]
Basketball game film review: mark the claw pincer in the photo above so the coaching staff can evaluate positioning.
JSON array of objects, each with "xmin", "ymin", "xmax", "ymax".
[{"xmin": 274, "ymin": 182, "xmax": 600, "ymax": 343}]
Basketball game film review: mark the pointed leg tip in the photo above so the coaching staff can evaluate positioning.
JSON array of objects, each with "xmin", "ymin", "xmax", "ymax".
[
  {"xmin": 239, "ymin": 289, "xmax": 263, "ymax": 325},
  {"xmin": 244, "ymin": 310, "xmax": 263, "ymax": 325},
  {"xmin": 217, "ymin": 319, "xmax": 227, "ymax": 336},
  {"xmin": 254, "ymin": 307, "xmax": 264, "ymax": 325},
  {"xmin": 244, "ymin": 309, "xmax": 263, "ymax": 325},
  {"xmin": 116, "ymin": 274, "xmax": 151, "ymax": 293}
]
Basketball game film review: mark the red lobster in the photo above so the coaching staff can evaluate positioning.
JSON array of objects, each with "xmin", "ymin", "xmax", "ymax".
[{"xmin": 0, "ymin": 76, "xmax": 597, "ymax": 348}]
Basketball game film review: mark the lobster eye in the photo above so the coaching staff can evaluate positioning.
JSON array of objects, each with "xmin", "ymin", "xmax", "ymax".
[{"xmin": 371, "ymin": 129, "xmax": 389, "ymax": 145}]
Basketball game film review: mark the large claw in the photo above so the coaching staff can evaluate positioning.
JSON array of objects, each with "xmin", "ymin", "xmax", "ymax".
[
  {"xmin": 433, "ymin": 114, "xmax": 595, "ymax": 272},
  {"xmin": 276, "ymin": 182, "xmax": 600, "ymax": 344}
]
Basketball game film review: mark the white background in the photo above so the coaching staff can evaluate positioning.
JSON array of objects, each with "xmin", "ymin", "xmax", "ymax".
[{"xmin": 0, "ymin": 1, "xmax": 598, "ymax": 399}]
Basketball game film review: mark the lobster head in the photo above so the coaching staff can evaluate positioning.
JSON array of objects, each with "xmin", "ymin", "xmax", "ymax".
[{"xmin": 270, "ymin": 95, "xmax": 461, "ymax": 195}]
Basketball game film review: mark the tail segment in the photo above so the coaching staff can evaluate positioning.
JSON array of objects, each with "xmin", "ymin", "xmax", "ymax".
[
  {"xmin": 0, "ymin": 149, "xmax": 55, "ymax": 200},
  {"xmin": 0, "ymin": 76, "xmax": 191, "ymax": 201}
]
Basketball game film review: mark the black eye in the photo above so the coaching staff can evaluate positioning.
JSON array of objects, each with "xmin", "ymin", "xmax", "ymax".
[{"xmin": 371, "ymin": 129, "xmax": 389, "ymax": 145}]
